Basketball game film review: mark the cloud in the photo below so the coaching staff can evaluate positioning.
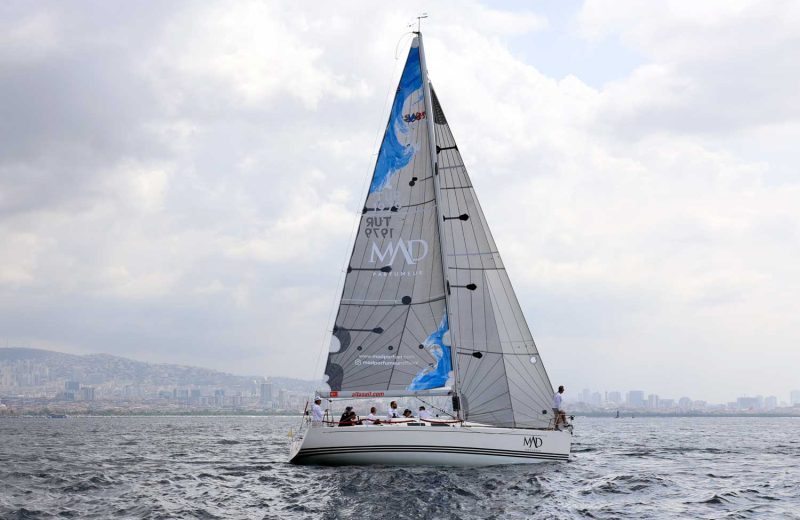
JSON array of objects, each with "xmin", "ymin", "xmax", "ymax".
[
  {"xmin": 579, "ymin": 0, "xmax": 800, "ymax": 134},
  {"xmin": 0, "ymin": 1, "xmax": 798, "ymax": 402}
]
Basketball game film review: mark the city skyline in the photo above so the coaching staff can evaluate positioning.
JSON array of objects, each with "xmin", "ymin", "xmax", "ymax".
[{"xmin": 2, "ymin": 347, "xmax": 800, "ymax": 413}]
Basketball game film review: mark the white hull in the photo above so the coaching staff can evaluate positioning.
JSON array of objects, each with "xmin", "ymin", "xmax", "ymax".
[{"xmin": 289, "ymin": 422, "xmax": 571, "ymax": 466}]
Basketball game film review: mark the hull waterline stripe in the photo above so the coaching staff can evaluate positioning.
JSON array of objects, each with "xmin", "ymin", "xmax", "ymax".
[{"xmin": 292, "ymin": 444, "xmax": 568, "ymax": 461}]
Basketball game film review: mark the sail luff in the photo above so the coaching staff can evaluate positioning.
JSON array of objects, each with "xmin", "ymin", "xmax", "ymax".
[{"xmin": 417, "ymin": 31, "xmax": 461, "ymax": 418}]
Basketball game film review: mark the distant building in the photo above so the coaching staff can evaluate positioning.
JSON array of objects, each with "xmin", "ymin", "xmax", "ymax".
[
  {"xmin": 678, "ymin": 397, "xmax": 692, "ymax": 409},
  {"xmin": 260, "ymin": 381, "xmax": 273, "ymax": 406},
  {"xmin": 190, "ymin": 389, "xmax": 202, "ymax": 404},
  {"xmin": 65, "ymin": 381, "xmax": 80, "ymax": 392},
  {"xmin": 214, "ymin": 389, "xmax": 225, "ymax": 406},
  {"xmin": 607, "ymin": 391, "xmax": 622, "ymax": 404},
  {"xmin": 658, "ymin": 398, "xmax": 674, "ymax": 409},
  {"xmin": 278, "ymin": 388, "xmax": 288, "ymax": 408},
  {"xmin": 647, "ymin": 394, "xmax": 659, "ymax": 409},
  {"xmin": 736, "ymin": 396, "xmax": 761, "ymax": 410},
  {"xmin": 765, "ymin": 396, "xmax": 778, "ymax": 410},
  {"xmin": 627, "ymin": 391, "xmax": 645, "ymax": 407},
  {"xmin": 124, "ymin": 385, "xmax": 140, "ymax": 399},
  {"xmin": 581, "ymin": 388, "xmax": 591, "ymax": 404},
  {"xmin": 790, "ymin": 390, "xmax": 800, "ymax": 406},
  {"xmin": 79, "ymin": 386, "xmax": 95, "ymax": 401}
]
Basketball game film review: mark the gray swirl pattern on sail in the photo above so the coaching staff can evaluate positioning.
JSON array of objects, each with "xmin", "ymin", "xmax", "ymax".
[
  {"xmin": 324, "ymin": 39, "xmax": 450, "ymax": 393},
  {"xmin": 431, "ymin": 87, "xmax": 555, "ymax": 428}
]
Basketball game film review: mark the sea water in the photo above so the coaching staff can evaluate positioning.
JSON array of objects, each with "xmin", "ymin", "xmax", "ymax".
[{"xmin": 1, "ymin": 416, "xmax": 798, "ymax": 519}]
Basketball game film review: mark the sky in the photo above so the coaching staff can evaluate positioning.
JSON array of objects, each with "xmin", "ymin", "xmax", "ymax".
[{"xmin": 1, "ymin": 1, "xmax": 799, "ymax": 404}]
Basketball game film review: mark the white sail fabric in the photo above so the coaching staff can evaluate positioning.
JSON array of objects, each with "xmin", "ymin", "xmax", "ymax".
[
  {"xmin": 431, "ymin": 87, "xmax": 555, "ymax": 428},
  {"xmin": 324, "ymin": 38, "xmax": 452, "ymax": 394}
]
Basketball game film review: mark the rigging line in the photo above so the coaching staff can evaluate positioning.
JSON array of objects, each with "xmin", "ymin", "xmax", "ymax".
[
  {"xmin": 312, "ymin": 39, "xmax": 409, "ymax": 386},
  {"xmin": 415, "ymin": 396, "xmax": 457, "ymax": 419}
]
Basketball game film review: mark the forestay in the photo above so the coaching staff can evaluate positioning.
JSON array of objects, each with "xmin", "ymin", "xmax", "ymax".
[{"xmin": 324, "ymin": 37, "xmax": 452, "ymax": 394}]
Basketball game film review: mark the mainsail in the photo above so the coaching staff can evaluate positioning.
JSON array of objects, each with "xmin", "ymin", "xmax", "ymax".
[
  {"xmin": 324, "ymin": 38, "xmax": 451, "ymax": 394},
  {"xmin": 324, "ymin": 34, "xmax": 554, "ymax": 429}
]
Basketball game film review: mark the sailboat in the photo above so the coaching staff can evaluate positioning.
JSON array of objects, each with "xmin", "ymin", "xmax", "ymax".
[{"xmin": 289, "ymin": 31, "xmax": 572, "ymax": 466}]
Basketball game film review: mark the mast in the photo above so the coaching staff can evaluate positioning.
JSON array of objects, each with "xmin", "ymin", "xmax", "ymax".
[{"xmin": 417, "ymin": 31, "xmax": 462, "ymax": 419}]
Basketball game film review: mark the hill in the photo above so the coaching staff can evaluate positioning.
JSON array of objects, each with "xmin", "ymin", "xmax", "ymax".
[{"xmin": 0, "ymin": 348, "xmax": 316, "ymax": 392}]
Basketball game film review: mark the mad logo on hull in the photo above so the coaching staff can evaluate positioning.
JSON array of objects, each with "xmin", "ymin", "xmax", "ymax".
[
  {"xmin": 369, "ymin": 239, "xmax": 428, "ymax": 265},
  {"xmin": 523, "ymin": 436, "xmax": 543, "ymax": 449}
]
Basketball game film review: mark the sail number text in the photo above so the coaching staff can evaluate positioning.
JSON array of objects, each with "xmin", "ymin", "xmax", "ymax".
[
  {"xmin": 403, "ymin": 111, "xmax": 426, "ymax": 123},
  {"xmin": 364, "ymin": 216, "xmax": 393, "ymax": 238}
]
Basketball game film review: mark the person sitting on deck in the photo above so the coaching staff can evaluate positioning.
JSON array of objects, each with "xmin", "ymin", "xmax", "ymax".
[
  {"xmin": 364, "ymin": 407, "xmax": 381, "ymax": 425},
  {"xmin": 348, "ymin": 410, "xmax": 362, "ymax": 426},
  {"xmin": 417, "ymin": 406, "xmax": 432, "ymax": 421},
  {"xmin": 386, "ymin": 401, "xmax": 400, "ymax": 421},
  {"xmin": 402, "ymin": 409, "xmax": 413, "ymax": 419},
  {"xmin": 338, "ymin": 406, "xmax": 354, "ymax": 426}
]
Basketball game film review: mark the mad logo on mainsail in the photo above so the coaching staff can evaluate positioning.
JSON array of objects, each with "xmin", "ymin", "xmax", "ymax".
[{"xmin": 369, "ymin": 239, "xmax": 428, "ymax": 266}]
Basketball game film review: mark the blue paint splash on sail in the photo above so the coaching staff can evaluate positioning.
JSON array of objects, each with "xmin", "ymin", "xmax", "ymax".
[
  {"xmin": 408, "ymin": 315, "xmax": 452, "ymax": 391},
  {"xmin": 369, "ymin": 46, "xmax": 422, "ymax": 193}
]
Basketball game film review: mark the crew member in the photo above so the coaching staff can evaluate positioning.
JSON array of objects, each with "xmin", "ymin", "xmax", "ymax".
[
  {"xmin": 311, "ymin": 398, "xmax": 325, "ymax": 423},
  {"xmin": 386, "ymin": 401, "xmax": 400, "ymax": 421},
  {"xmin": 418, "ymin": 406, "xmax": 432, "ymax": 421},
  {"xmin": 552, "ymin": 385, "xmax": 567, "ymax": 430}
]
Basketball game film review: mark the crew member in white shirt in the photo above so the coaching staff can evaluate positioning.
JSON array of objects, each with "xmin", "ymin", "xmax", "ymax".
[
  {"xmin": 552, "ymin": 386, "xmax": 566, "ymax": 430},
  {"xmin": 386, "ymin": 400, "xmax": 400, "ymax": 421},
  {"xmin": 311, "ymin": 397, "xmax": 325, "ymax": 423},
  {"xmin": 417, "ymin": 406, "xmax": 432, "ymax": 421},
  {"xmin": 364, "ymin": 406, "xmax": 381, "ymax": 425}
]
